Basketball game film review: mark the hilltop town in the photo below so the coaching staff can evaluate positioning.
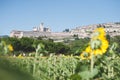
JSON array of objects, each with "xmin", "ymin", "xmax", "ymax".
[{"xmin": 10, "ymin": 22, "xmax": 120, "ymax": 41}]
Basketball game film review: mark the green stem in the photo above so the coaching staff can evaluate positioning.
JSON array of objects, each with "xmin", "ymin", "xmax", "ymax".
[
  {"xmin": 111, "ymin": 67, "xmax": 114, "ymax": 77},
  {"xmin": 54, "ymin": 56, "xmax": 56, "ymax": 80},
  {"xmin": 108, "ymin": 65, "xmax": 110, "ymax": 78},
  {"xmin": 91, "ymin": 52, "xmax": 94, "ymax": 73},
  {"xmin": 33, "ymin": 50, "xmax": 38, "ymax": 76},
  {"xmin": 33, "ymin": 60, "xmax": 36, "ymax": 76}
]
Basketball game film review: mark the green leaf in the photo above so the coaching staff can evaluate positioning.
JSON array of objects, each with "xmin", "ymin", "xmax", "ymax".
[
  {"xmin": 91, "ymin": 68, "xmax": 99, "ymax": 78},
  {"xmin": 70, "ymin": 74, "xmax": 82, "ymax": 80},
  {"xmin": 75, "ymin": 62, "xmax": 89, "ymax": 73},
  {"xmin": 79, "ymin": 70, "xmax": 91, "ymax": 79},
  {"xmin": 79, "ymin": 68, "xmax": 98, "ymax": 79}
]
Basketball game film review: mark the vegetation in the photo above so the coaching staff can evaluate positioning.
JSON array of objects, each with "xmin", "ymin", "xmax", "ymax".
[
  {"xmin": 0, "ymin": 53, "xmax": 120, "ymax": 80},
  {"xmin": 1, "ymin": 37, "xmax": 71, "ymax": 55},
  {"xmin": 0, "ymin": 27, "xmax": 120, "ymax": 80},
  {"xmin": 69, "ymin": 38, "xmax": 90, "ymax": 55},
  {"xmin": 0, "ymin": 36, "xmax": 90, "ymax": 56}
]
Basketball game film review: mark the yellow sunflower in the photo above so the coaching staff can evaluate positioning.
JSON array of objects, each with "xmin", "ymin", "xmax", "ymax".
[
  {"xmin": 92, "ymin": 27, "xmax": 106, "ymax": 40},
  {"xmin": 18, "ymin": 54, "xmax": 23, "ymax": 58},
  {"xmin": 94, "ymin": 27, "xmax": 105, "ymax": 36},
  {"xmin": 85, "ymin": 46, "xmax": 92, "ymax": 53},
  {"xmin": 93, "ymin": 49, "xmax": 103, "ymax": 55},
  {"xmin": 91, "ymin": 38, "xmax": 108, "ymax": 55},
  {"xmin": 80, "ymin": 27, "xmax": 109, "ymax": 60},
  {"xmin": 8, "ymin": 44, "xmax": 14, "ymax": 51},
  {"xmin": 100, "ymin": 39, "xmax": 109, "ymax": 53}
]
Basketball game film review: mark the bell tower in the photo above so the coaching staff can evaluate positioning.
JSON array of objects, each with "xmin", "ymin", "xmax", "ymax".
[{"xmin": 39, "ymin": 23, "xmax": 44, "ymax": 32}]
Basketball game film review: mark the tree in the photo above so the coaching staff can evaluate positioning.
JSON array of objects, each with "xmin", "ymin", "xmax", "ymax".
[
  {"xmin": 54, "ymin": 42, "xmax": 70, "ymax": 55},
  {"xmin": 63, "ymin": 29, "xmax": 70, "ymax": 32},
  {"xmin": 69, "ymin": 38, "xmax": 90, "ymax": 55},
  {"xmin": 20, "ymin": 37, "xmax": 35, "ymax": 52},
  {"xmin": 1, "ymin": 37, "xmax": 21, "ymax": 52}
]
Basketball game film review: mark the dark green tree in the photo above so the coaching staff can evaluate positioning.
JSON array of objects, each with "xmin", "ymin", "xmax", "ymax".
[
  {"xmin": 20, "ymin": 37, "xmax": 35, "ymax": 52},
  {"xmin": 69, "ymin": 38, "xmax": 90, "ymax": 55}
]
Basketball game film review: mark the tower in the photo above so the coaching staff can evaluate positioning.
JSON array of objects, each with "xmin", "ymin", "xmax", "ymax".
[{"xmin": 39, "ymin": 23, "xmax": 44, "ymax": 32}]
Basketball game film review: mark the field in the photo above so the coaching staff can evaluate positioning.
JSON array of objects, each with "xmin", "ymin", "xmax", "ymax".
[
  {"xmin": 0, "ymin": 54, "xmax": 120, "ymax": 80},
  {"xmin": 0, "ymin": 27, "xmax": 120, "ymax": 80}
]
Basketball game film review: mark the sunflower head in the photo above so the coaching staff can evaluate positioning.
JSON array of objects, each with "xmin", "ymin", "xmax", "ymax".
[
  {"xmin": 91, "ymin": 31, "xmax": 99, "ymax": 39},
  {"xmin": 94, "ymin": 27, "xmax": 105, "ymax": 35},
  {"xmin": 90, "ymin": 27, "xmax": 109, "ymax": 55},
  {"xmin": 90, "ymin": 39, "xmax": 101, "ymax": 50},
  {"xmin": 80, "ymin": 27, "xmax": 109, "ymax": 59},
  {"xmin": 92, "ymin": 27, "xmax": 105, "ymax": 39},
  {"xmin": 85, "ymin": 46, "xmax": 92, "ymax": 53},
  {"xmin": 8, "ymin": 44, "xmax": 14, "ymax": 51}
]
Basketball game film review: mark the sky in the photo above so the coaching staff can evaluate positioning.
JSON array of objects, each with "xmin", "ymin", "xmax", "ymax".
[{"xmin": 0, "ymin": 0, "xmax": 120, "ymax": 35}]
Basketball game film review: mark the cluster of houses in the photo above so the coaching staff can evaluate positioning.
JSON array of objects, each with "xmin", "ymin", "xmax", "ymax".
[
  {"xmin": 10, "ymin": 22, "xmax": 120, "ymax": 41},
  {"xmin": 71, "ymin": 22, "xmax": 120, "ymax": 38}
]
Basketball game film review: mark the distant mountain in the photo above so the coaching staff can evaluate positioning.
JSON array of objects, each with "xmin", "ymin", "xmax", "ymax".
[{"xmin": 0, "ymin": 35, "xmax": 9, "ymax": 38}]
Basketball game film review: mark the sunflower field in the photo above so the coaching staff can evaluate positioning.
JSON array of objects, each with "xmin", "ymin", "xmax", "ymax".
[{"xmin": 0, "ymin": 27, "xmax": 120, "ymax": 80}]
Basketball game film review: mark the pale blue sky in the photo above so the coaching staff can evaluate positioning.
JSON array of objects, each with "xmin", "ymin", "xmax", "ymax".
[{"xmin": 0, "ymin": 0, "xmax": 120, "ymax": 35}]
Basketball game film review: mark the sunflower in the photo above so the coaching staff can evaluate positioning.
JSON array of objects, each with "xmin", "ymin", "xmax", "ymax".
[
  {"xmin": 80, "ymin": 27, "xmax": 109, "ymax": 60},
  {"xmin": 94, "ymin": 27, "xmax": 106, "ymax": 36},
  {"xmin": 18, "ymin": 54, "xmax": 23, "ymax": 58},
  {"xmin": 93, "ymin": 49, "xmax": 103, "ymax": 55},
  {"xmin": 92, "ymin": 27, "xmax": 106, "ymax": 40},
  {"xmin": 100, "ymin": 39, "xmax": 109, "ymax": 53},
  {"xmin": 92, "ymin": 39, "xmax": 108, "ymax": 55},
  {"xmin": 85, "ymin": 46, "xmax": 92, "ymax": 53},
  {"xmin": 91, "ymin": 27, "xmax": 109, "ymax": 55},
  {"xmin": 8, "ymin": 44, "xmax": 14, "ymax": 51}
]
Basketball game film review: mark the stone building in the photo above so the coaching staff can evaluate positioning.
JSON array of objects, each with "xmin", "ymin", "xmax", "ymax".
[
  {"xmin": 10, "ymin": 22, "xmax": 120, "ymax": 39},
  {"xmin": 71, "ymin": 22, "xmax": 120, "ymax": 38},
  {"xmin": 10, "ymin": 23, "xmax": 72, "ymax": 39}
]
